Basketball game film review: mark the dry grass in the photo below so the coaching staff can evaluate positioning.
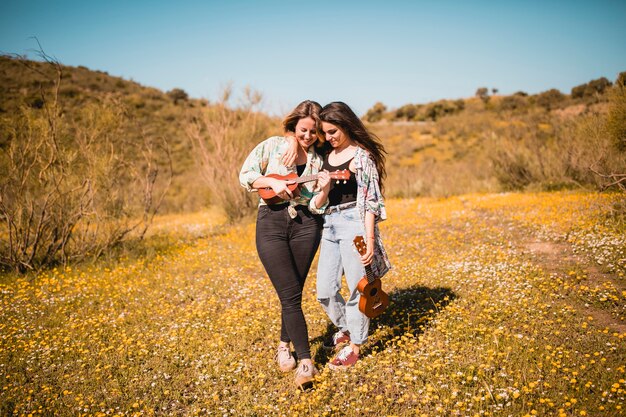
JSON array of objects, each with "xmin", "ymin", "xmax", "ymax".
[
  {"xmin": 1, "ymin": 191, "xmax": 624, "ymax": 416},
  {"xmin": 371, "ymin": 87, "xmax": 626, "ymax": 198}
]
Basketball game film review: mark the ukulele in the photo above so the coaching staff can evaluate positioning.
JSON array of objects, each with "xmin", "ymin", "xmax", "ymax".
[
  {"xmin": 258, "ymin": 170, "xmax": 350, "ymax": 205},
  {"xmin": 354, "ymin": 235, "xmax": 390, "ymax": 318}
]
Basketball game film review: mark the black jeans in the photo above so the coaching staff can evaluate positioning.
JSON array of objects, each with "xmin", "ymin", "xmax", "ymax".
[{"xmin": 255, "ymin": 204, "xmax": 322, "ymax": 360}]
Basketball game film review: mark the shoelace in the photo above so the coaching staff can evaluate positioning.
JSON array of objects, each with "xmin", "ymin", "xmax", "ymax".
[
  {"xmin": 333, "ymin": 332, "xmax": 345, "ymax": 344},
  {"xmin": 336, "ymin": 346, "xmax": 352, "ymax": 361},
  {"xmin": 296, "ymin": 364, "xmax": 310, "ymax": 376},
  {"xmin": 276, "ymin": 346, "xmax": 291, "ymax": 360}
]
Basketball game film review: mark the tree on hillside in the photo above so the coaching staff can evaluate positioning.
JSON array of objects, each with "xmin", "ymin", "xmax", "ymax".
[
  {"xmin": 571, "ymin": 83, "xmax": 587, "ymax": 99},
  {"xmin": 586, "ymin": 77, "xmax": 612, "ymax": 96},
  {"xmin": 572, "ymin": 77, "xmax": 612, "ymax": 101},
  {"xmin": 395, "ymin": 104, "xmax": 418, "ymax": 121},
  {"xmin": 499, "ymin": 95, "xmax": 527, "ymax": 112},
  {"xmin": 424, "ymin": 100, "xmax": 464, "ymax": 121},
  {"xmin": 534, "ymin": 88, "xmax": 565, "ymax": 111},
  {"xmin": 364, "ymin": 102, "xmax": 387, "ymax": 123},
  {"xmin": 167, "ymin": 88, "xmax": 189, "ymax": 104},
  {"xmin": 475, "ymin": 87, "xmax": 489, "ymax": 103}
]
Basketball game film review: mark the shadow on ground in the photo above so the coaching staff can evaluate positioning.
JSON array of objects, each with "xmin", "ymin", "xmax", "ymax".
[{"xmin": 311, "ymin": 285, "xmax": 457, "ymax": 365}]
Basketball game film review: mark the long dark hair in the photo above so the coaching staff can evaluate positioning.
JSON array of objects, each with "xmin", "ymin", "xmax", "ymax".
[{"xmin": 319, "ymin": 101, "xmax": 386, "ymax": 191}]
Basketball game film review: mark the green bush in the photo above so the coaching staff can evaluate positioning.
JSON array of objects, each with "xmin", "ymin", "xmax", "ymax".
[
  {"xmin": 167, "ymin": 88, "xmax": 189, "ymax": 104},
  {"xmin": 534, "ymin": 89, "xmax": 566, "ymax": 111},
  {"xmin": 364, "ymin": 102, "xmax": 387, "ymax": 123},
  {"xmin": 424, "ymin": 100, "xmax": 464, "ymax": 121},
  {"xmin": 395, "ymin": 104, "xmax": 418, "ymax": 121},
  {"xmin": 499, "ymin": 95, "xmax": 527, "ymax": 112},
  {"xmin": 571, "ymin": 83, "xmax": 587, "ymax": 99},
  {"xmin": 585, "ymin": 77, "xmax": 612, "ymax": 96}
]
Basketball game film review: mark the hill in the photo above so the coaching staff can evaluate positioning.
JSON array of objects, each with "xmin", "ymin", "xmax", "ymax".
[
  {"xmin": 0, "ymin": 55, "xmax": 279, "ymax": 212},
  {"xmin": 363, "ymin": 75, "xmax": 626, "ymax": 198},
  {"xmin": 0, "ymin": 54, "xmax": 283, "ymax": 271},
  {"xmin": 1, "ymin": 55, "xmax": 624, "ymax": 272},
  {"xmin": 2, "ymin": 55, "xmax": 624, "ymax": 208}
]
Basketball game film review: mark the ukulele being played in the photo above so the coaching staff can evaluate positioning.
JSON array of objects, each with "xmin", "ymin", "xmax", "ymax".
[
  {"xmin": 258, "ymin": 170, "xmax": 350, "ymax": 205},
  {"xmin": 354, "ymin": 235, "xmax": 390, "ymax": 318}
]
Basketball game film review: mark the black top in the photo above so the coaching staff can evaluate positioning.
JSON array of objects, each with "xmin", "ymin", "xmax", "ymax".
[
  {"xmin": 296, "ymin": 163, "xmax": 306, "ymax": 176},
  {"xmin": 322, "ymin": 157, "xmax": 357, "ymax": 207}
]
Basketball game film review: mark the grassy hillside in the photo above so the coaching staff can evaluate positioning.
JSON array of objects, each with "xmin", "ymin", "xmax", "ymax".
[
  {"xmin": 0, "ymin": 55, "xmax": 279, "ymax": 213},
  {"xmin": 1, "ymin": 55, "xmax": 624, "ymax": 272},
  {"xmin": 366, "ymin": 75, "xmax": 625, "ymax": 198},
  {"xmin": 2, "ymin": 55, "xmax": 624, "ymax": 210}
]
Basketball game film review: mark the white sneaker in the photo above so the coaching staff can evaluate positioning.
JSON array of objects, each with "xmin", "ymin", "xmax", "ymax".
[
  {"xmin": 275, "ymin": 345, "xmax": 296, "ymax": 372},
  {"xmin": 294, "ymin": 362, "xmax": 319, "ymax": 389},
  {"xmin": 323, "ymin": 330, "xmax": 351, "ymax": 350}
]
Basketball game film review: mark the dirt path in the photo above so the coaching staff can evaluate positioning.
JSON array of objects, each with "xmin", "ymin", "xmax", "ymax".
[{"xmin": 522, "ymin": 235, "xmax": 626, "ymax": 334}]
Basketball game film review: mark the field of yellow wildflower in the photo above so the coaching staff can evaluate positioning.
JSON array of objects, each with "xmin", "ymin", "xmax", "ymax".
[{"xmin": 1, "ymin": 191, "xmax": 625, "ymax": 416}]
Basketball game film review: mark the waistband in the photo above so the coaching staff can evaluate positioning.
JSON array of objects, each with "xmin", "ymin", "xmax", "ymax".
[
  {"xmin": 324, "ymin": 201, "xmax": 357, "ymax": 215},
  {"xmin": 262, "ymin": 203, "xmax": 309, "ymax": 212}
]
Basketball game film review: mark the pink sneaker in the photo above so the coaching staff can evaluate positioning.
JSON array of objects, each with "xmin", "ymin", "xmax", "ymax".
[{"xmin": 328, "ymin": 346, "xmax": 359, "ymax": 370}]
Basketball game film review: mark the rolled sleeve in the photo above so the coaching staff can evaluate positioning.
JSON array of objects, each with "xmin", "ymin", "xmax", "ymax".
[
  {"xmin": 239, "ymin": 169, "xmax": 262, "ymax": 192},
  {"xmin": 239, "ymin": 139, "xmax": 272, "ymax": 192},
  {"xmin": 308, "ymin": 195, "xmax": 328, "ymax": 214}
]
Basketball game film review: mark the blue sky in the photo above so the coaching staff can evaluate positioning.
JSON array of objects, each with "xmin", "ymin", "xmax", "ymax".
[{"xmin": 1, "ymin": 0, "xmax": 625, "ymax": 116}]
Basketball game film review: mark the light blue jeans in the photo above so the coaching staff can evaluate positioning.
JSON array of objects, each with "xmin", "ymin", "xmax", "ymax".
[{"xmin": 316, "ymin": 206, "xmax": 369, "ymax": 344}]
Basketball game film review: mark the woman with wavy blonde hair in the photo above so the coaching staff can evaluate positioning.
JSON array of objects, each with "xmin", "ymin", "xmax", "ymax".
[{"xmin": 239, "ymin": 100, "xmax": 330, "ymax": 388}]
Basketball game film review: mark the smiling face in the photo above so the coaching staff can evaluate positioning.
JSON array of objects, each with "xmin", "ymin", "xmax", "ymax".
[
  {"xmin": 294, "ymin": 117, "xmax": 318, "ymax": 150},
  {"xmin": 321, "ymin": 121, "xmax": 351, "ymax": 150}
]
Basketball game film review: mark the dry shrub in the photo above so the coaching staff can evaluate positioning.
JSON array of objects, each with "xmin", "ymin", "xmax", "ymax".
[
  {"xmin": 0, "ymin": 57, "xmax": 170, "ymax": 273},
  {"xmin": 186, "ymin": 86, "xmax": 275, "ymax": 222},
  {"xmin": 488, "ymin": 105, "xmax": 625, "ymax": 192},
  {"xmin": 591, "ymin": 83, "xmax": 626, "ymax": 191},
  {"xmin": 375, "ymin": 115, "xmax": 501, "ymax": 198},
  {"xmin": 386, "ymin": 157, "xmax": 499, "ymax": 199},
  {"xmin": 608, "ymin": 80, "xmax": 626, "ymax": 152},
  {"xmin": 373, "ymin": 99, "xmax": 625, "ymax": 197}
]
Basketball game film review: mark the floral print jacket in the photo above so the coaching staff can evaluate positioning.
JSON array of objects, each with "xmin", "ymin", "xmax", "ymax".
[{"xmin": 353, "ymin": 147, "xmax": 392, "ymax": 279}]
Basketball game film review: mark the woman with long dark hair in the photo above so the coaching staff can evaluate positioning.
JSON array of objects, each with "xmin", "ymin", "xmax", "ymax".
[{"xmin": 314, "ymin": 101, "xmax": 391, "ymax": 369}]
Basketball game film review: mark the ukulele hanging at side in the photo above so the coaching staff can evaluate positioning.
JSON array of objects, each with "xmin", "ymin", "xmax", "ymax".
[{"xmin": 353, "ymin": 235, "xmax": 390, "ymax": 318}]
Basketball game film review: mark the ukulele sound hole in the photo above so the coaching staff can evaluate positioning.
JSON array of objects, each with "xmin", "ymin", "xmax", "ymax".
[{"xmin": 369, "ymin": 288, "xmax": 378, "ymax": 296}]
